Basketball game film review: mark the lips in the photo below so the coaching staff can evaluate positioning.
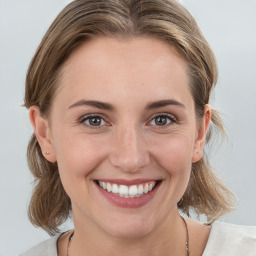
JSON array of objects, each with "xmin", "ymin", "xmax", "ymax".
[{"xmin": 94, "ymin": 179, "xmax": 161, "ymax": 208}]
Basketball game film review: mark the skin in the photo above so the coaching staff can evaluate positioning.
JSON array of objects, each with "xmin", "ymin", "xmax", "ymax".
[{"xmin": 30, "ymin": 37, "xmax": 211, "ymax": 256}]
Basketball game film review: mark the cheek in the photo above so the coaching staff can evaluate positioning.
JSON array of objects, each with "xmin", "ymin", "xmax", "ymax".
[
  {"xmin": 150, "ymin": 133, "xmax": 194, "ymax": 175},
  {"xmin": 52, "ymin": 131, "xmax": 107, "ymax": 189}
]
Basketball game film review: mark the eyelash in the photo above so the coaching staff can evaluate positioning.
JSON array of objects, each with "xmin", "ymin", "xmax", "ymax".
[
  {"xmin": 79, "ymin": 113, "xmax": 177, "ymax": 129},
  {"xmin": 148, "ymin": 113, "xmax": 177, "ymax": 128},
  {"xmin": 79, "ymin": 114, "xmax": 108, "ymax": 129}
]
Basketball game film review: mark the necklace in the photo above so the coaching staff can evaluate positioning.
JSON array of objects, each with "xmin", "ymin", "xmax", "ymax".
[
  {"xmin": 67, "ymin": 231, "xmax": 74, "ymax": 256},
  {"xmin": 67, "ymin": 216, "xmax": 190, "ymax": 256},
  {"xmin": 181, "ymin": 216, "xmax": 190, "ymax": 256}
]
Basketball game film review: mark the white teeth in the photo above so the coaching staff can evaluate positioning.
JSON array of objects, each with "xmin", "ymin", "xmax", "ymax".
[
  {"xmin": 107, "ymin": 183, "xmax": 112, "ymax": 192},
  {"xmin": 138, "ymin": 184, "xmax": 144, "ymax": 195},
  {"xmin": 129, "ymin": 185, "xmax": 138, "ymax": 197},
  {"xmin": 97, "ymin": 181, "xmax": 157, "ymax": 198},
  {"xmin": 144, "ymin": 183, "xmax": 149, "ymax": 193},
  {"xmin": 112, "ymin": 184, "xmax": 119, "ymax": 194},
  {"xmin": 119, "ymin": 185, "xmax": 129, "ymax": 196}
]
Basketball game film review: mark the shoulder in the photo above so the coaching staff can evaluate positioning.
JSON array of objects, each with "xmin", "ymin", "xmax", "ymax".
[
  {"xmin": 203, "ymin": 221, "xmax": 256, "ymax": 256},
  {"xmin": 20, "ymin": 233, "xmax": 62, "ymax": 256}
]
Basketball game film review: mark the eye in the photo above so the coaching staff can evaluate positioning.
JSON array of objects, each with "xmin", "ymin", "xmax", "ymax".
[
  {"xmin": 149, "ymin": 114, "xmax": 176, "ymax": 127},
  {"xmin": 80, "ymin": 114, "xmax": 107, "ymax": 128}
]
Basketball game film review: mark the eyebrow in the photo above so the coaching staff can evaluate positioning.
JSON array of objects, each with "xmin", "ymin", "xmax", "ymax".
[
  {"xmin": 68, "ymin": 99, "xmax": 185, "ymax": 111},
  {"xmin": 146, "ymin": 99, "xmax": 185, "ymax": 110},
  {"xmin": 68, "ymin": 100, "xmax": 115, "ymax": 111}
]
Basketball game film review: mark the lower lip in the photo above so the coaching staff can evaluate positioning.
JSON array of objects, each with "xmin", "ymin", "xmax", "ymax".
[{"xmin": 95, "ymin": 181, "xmax": 161, "ymax": 208}]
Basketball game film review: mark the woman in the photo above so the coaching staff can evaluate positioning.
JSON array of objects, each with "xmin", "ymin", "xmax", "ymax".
[{"xmin": 21, "ymin": 0, "xmax": 256, "ymax": 255}]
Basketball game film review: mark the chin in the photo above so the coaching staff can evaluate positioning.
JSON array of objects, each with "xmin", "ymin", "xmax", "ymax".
[{"xmin": 100, "ymin": 216, "xmax": 156, "ymax": 239}]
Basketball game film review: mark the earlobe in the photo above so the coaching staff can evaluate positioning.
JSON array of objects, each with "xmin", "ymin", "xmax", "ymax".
[
  {"xmin": 192, "ymin": 104, "xmax": 211, "ymax": 163},
  {"xmin": 29, "ymin": 106, "xmax": 57, "ymax": 162}
]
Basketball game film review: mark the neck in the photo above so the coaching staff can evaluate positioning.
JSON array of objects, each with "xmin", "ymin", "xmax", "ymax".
[{"xmin": 69, "ymin": 208, "xmax": 188, "ymax": 256}]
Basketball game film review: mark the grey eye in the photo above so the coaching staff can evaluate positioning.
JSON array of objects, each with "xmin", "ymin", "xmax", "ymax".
[
  {"xmin": 154, "ymin": 115, "xmax": 169, "ymax": 126},
  {"xmin": 84, "ymin": 116, "xmax": 106, "ymax": 126},
  {"xmin": 149, "ymin": 114, "xmax": 175, "ymax": 127}
]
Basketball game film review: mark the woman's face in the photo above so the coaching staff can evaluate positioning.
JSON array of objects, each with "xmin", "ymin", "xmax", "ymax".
[{"xmin": 35, "ymin": 37, "xmax": 209, "ymax": 238}]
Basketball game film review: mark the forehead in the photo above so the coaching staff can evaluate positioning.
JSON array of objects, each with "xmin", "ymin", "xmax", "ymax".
[
  {"xmin": 63, "ymin": 36, "xmax": 188, "ymax": 78},
  {"xmin": 56, "ymin": 36, "xmax": 192, "ymax": 108}
]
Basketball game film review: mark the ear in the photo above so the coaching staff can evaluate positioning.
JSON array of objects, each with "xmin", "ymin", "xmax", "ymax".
[
  {"xmin": 29, "ymin": 106, "xmax": 57, "ymax": 163},
  {"xmin": 191, "ymin": 104, "xmax": 211, "ymax": 163}
]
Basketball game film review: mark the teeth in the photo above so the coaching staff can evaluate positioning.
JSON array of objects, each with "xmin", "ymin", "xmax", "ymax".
[
  {"xmin": 129, "ymin": 185, "xmax": 137, "ymax": 196},
  {"xmin": 112, "ymin": 184, "xmax": 119, "ymax": 194},
  {"xmin": 107, "ymin": 183, "xmax": 112, "ymax": 192},
  {"xmin": 144, "ymin": 183, "xmax": 149, "ymax": 193},
  {"xmin": 98, "ymin": 181, "xmax": 157, "ymax": 198},
  {"xmin": 138, "ymin": 184, "xmax": 144, "ymax": 195},
  {"xmin": 119, "ymin": 185, "xmax": 128, "ymax": 196}
]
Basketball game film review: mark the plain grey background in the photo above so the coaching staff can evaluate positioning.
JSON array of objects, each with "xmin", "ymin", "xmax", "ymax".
[{"xmin": 1, "ymin": 0, "xmax": 256, "ymax": 255}]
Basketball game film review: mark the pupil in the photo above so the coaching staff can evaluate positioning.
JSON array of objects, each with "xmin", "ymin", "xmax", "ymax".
[
  {"xmin": 156, "ymin": 116, "xmax": 167, "ymax": 126},
  {"xmin": 89, "ymin": 117, "xmax": 101, "ymax": 126}
]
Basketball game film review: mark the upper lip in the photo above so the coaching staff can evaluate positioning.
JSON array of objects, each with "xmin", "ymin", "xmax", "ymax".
[{"xmin": 94, "ymin": 179, "xmax": 161, "ymax": 186}]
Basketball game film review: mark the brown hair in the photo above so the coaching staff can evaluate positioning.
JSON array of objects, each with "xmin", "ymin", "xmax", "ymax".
[{"xmin": 24, "ymin": 0, "xmax": 237, "ymax": 235}]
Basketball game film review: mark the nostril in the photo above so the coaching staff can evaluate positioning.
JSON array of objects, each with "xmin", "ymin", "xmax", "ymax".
[{"xmin": 109, "ymin": 151, "xmax": 150, "ymax": 173}]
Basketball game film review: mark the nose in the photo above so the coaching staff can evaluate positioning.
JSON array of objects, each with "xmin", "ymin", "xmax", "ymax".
[{"xmin": 109, "ymin": 125, "xmax": 150, "ymax": 173}]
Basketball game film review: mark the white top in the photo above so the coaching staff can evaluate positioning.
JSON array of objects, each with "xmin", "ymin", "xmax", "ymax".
[{"xmin": 21, "ymin": 221, "xmax": 256, "ymax": 256}]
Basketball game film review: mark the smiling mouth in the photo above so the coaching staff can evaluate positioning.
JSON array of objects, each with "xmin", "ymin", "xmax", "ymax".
[{"xmin": 95, "ymin": 180, "xmax": 161, "ymax": 198}]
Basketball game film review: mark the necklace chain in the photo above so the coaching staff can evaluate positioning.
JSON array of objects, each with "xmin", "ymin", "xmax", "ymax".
[
  {"xmin": 67, "ymin": 216, "xmax": 189, "ymax": 256},
  {"xmin": 67, "ymin": 231, "xmax": 74, "ymax": 256},
  {"xmin": 181, "ymin": 216, "xmax": 190, "ymax": 256}
]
